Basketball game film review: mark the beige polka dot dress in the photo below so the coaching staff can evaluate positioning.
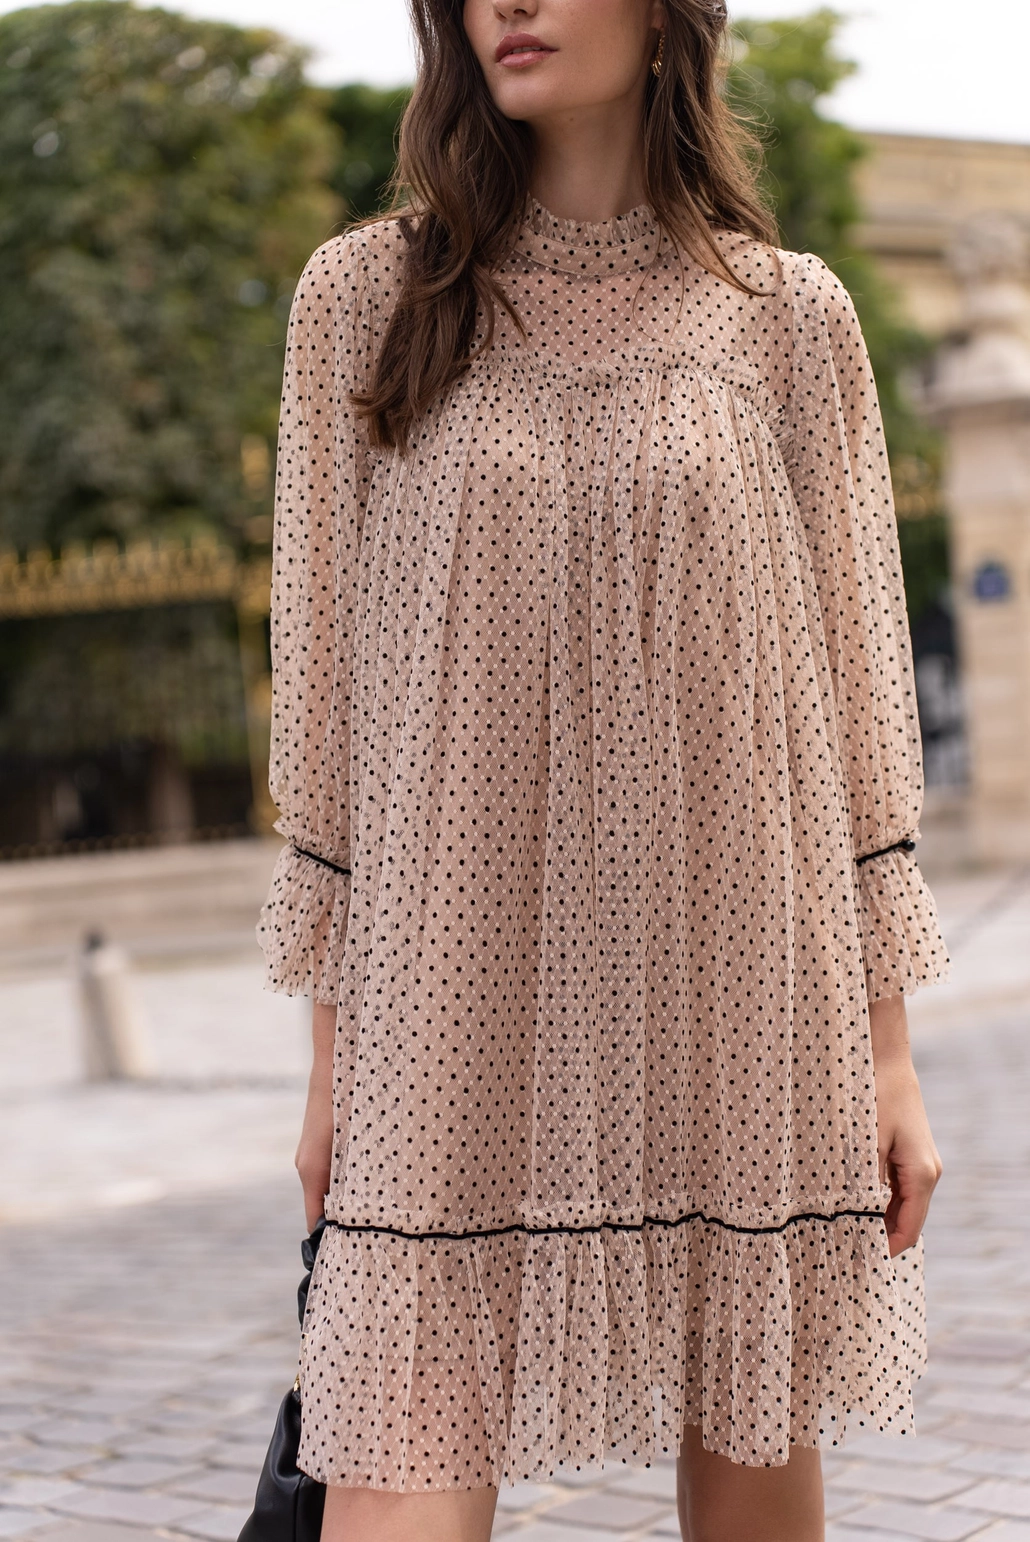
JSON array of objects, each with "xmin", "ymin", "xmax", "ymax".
[{"xmin": 257, "ymin": 202, "xmax": 950, "ymax": 1487}]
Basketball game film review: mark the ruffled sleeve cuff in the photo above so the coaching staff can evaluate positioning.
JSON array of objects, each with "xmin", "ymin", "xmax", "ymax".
[
  {"xmin": 856, "ymin": 845, "xmax": 950, "ymax": 1003},
  {"xmin": 257, "ymin": 841, "xmax": 351, "ymax": 1004}
]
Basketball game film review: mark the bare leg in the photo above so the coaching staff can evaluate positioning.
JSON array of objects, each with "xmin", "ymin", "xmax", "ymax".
[
  {"xmin": 320, "ymin": 1483, "xmax": 498, "ymax": 1542},
  {"xmin": 677, "ymin": 1425, "xmax": 824, "ymax": 1542}
]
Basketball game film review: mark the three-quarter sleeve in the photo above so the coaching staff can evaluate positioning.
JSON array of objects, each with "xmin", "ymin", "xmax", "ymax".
[
  {"xmin": 257, "ymin": 233, "xmax": 372, "ymax": 1003},
  {"xmin": 787, "ymin": 253, "xmax": 949, "ymax": 1002}
]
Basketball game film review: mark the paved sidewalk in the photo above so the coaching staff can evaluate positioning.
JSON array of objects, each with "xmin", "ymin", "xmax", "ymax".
[
  {"xmin": 0, "ymin": 945, "xmax": 308, "ymax": 1224},
  {"xmin": 1, "ymin": 869, "xmax": 1030, "ymax": 1540}
]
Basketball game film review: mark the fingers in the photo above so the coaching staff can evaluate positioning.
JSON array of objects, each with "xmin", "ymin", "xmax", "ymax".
[
  {"xmin": 873, "ymin": 1052, "xmax": 943, "ymax": 1257},
  {"xmin": 885, "ymin": 1185, "xmax": 929, "ymax": 1256},
  {"xmin": 884, "ymin": 1154, "xmax": 942, "ymax": 1256}
]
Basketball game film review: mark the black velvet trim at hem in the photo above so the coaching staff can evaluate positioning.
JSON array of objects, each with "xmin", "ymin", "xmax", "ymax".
[
  {"xmin": 292, "ymin": 843, "xmax": 351, "ymax": 877},
  {"xmin": 855, "ymin": 837, "xmax": 917, "ymax": 866},
  {"xmin": 323, "ymin": 1207, "xmax": 887, "ymax": 1244}
]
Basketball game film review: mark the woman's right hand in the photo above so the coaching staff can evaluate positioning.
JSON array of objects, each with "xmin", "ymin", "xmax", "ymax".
[{"xmin": 296, "ymin": 1001, "xmax": 337, "ymax": 1231}]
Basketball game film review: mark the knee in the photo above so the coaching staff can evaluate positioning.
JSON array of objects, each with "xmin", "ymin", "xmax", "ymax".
[{"xmin": 321, "ymin": 1481, "xmax": 498, "ymax": 1542}]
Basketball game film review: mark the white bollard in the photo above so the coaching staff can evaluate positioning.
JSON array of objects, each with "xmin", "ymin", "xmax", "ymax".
[{"xmin": 78, "ymin": 931, "xmax": 155, "ymax": 1082}]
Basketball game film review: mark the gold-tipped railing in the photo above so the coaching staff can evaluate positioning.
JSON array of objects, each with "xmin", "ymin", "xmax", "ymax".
[
  {"xmin": 0, "ymin": 535, "xmax": 268, "ymax": 618},
  {"xmin": 0, "ymin": 536, "xmax": 276, "ymax": 833}
]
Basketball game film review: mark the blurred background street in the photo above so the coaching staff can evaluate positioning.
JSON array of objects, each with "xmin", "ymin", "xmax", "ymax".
[{"xmin": 1, "ymin": 0, "xmax": 1029, "ymax": 1536}]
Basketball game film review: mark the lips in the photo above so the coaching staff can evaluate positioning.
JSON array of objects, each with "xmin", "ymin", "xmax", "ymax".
[{"xmin": 495, "ymin": 32, "xmax": 555, "ymax": 64}]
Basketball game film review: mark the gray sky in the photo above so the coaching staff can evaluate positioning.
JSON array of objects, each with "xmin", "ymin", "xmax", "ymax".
[{"xmin": 5, "ymin": 0, "xmax": 1028, "ymax": 142}]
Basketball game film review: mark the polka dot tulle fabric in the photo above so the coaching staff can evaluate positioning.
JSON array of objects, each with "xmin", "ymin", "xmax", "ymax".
[{"xmin": 257, "ymin": 202, "xmax": 949, "ymax": 1486}]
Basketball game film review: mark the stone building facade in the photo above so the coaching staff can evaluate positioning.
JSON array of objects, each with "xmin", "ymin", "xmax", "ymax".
[{"xmin": 857, "ymin": 133, "xmax": 1030, "ymax": 866}]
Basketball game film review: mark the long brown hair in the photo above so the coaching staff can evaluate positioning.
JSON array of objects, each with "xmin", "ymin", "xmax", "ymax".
[{"xmin": 354, "ymin": 0, "xmax": 776, "ymax": 450}]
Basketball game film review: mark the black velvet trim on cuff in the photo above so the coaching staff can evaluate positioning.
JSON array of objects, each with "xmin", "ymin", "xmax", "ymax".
[
  {"xmin": 291, "ymin": 844, "xmax": 351, "ymax": 878},
  {"xmin": 855, "ymin": 837, "xmax": 916, "ymax": 867}
]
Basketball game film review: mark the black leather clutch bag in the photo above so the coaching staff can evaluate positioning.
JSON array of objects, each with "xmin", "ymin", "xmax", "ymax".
[{"xmin": 237, "ymin": 1219, "xmax": 327, "ymax": 1542}]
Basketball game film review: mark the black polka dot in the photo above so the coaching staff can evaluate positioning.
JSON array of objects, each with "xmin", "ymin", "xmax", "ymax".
[{"xmin": 257, "ymin": 200, "xmax": 948, "ymax": 1486}]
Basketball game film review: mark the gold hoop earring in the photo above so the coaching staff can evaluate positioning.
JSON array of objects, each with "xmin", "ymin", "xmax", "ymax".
[{"xmin": 651, "ymin": 31, "xmax": 665, "ymax": 77}]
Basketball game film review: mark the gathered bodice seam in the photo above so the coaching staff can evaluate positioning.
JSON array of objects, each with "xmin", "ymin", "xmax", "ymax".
[{"xmin": 437, "ymin": 345, "xmax": 794, "ymax": 465}]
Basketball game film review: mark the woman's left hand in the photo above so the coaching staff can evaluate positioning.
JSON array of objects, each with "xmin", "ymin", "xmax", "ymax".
[{"xmin": 869, "ymin": 994, "xmax": 943, "ymax": 1257}]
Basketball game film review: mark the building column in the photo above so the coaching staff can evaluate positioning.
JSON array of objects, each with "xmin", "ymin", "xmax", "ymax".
[{"xmin": 930, "ymin": 214, "xmax": 1030, "ymax": 863}]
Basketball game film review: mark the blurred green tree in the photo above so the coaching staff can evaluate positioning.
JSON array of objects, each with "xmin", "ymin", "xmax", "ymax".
[
  {"xmin": 726, "ymin": 9, "xmax": 948, "ymax": 621},
  {"xmin": 323, "ymin": 82, "xmax": 410, "ymax": 222},
  {"xmin": 0, "ymin": 1, "xmax": 341, "ymax": 552},
  {"xmin": 727, "ymin": 9, "xmax": 862, "ymax": 268}
]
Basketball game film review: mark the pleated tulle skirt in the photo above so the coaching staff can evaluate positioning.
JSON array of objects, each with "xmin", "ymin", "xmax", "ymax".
[{"xmin": 296, "ymin": 1217, "xmax": 924, "ymax": 1486}]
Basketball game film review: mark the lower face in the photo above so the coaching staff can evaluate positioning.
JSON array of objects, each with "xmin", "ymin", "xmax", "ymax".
[{"xmin": 462, "ymin": 0, "xmax": 660, "ymax": 125}]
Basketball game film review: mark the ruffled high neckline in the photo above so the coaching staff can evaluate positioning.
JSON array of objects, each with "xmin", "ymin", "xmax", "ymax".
[{"xmin": 514, "ymin": 199, "xmax": 662, "ymax": 276}]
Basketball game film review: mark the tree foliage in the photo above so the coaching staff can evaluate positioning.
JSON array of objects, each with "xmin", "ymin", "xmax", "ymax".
[
  {"xmin": 323, "ymin": 82, "xmax": 410, "ymax": 223},
  {"xmin": 726, "ymin": 10, "xmax": 862, "ymax": 265},
  {"xmin": 727, "ymin": 13, "xmax": 924, "ymax": 451},
  {"xmin": 726, "ymin": 12, "xmax": 948, "ymax": 620},
  {"xmin": 0, "ymin": 1, "xmax": 341, "ymax": 553}
]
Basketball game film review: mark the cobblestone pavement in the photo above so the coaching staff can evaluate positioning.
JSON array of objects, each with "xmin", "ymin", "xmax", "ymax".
[{"xmin": 3, "ymin": 879, "xmax": 1030, "ymax": 1539}]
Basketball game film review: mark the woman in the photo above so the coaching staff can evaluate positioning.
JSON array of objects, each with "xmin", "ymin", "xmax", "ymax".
[{"xmin": 257, "ymin": 1, "xmax": 949, "ymax": 1538}]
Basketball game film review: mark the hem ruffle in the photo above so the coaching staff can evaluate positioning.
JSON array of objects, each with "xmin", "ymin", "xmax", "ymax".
[
  {"xmin": 256, "ymin": 838, "xmax": 350, "ymax": 1004},
  {"xmin": 857, "ymin": 846, "xmax": 950, "ymax": 1003},
  {"xmin": 296, "ymin": 1212, "xmax": 924, "ymax": 1486}
]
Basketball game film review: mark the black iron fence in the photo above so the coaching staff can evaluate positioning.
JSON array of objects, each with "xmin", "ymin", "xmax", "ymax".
[{"xmin": 0, "ymin": 538, "xmax": 272, "ymax": 858}]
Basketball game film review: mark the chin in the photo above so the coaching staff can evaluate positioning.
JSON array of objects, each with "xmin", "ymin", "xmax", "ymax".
[{"xmin": 492, "ymin": 76, "xmax": 577, "ymax": 123}]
